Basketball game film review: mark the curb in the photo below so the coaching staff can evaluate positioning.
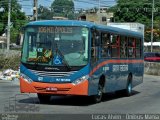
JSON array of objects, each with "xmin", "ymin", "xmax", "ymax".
[{"xmin": 0, "ymin": 79, "xmax": 12, "ymax": 82}]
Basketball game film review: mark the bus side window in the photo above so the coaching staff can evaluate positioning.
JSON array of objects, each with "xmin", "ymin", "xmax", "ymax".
[
  {"xmin": 101, "ymin": 33, "xmax": 111, "ymax": 58},
  {"xmin": 120, "ymin": 36, "xmax": 127, "ymax": 58},
  {"xmin": 91, "ymin": 31, "xmax": 100, "ymax": 62},
  {"xmin": 136, "ymin": 38, "xmax": 141, "ymax": 58},
  {"xmin": 91, "ymin": 33, "xmax": 95, "ymax": 57},
  {"xmin": 128, "ymin": 37, "xmax": 135, "ymax": 58},
  {"xmin": 110, "ymin": 34, "xmax": 119, "ymax": 58}
]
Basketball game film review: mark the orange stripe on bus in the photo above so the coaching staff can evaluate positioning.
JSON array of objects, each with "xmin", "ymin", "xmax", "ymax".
[{"xmin": 89, "ymin": 59, "xmax": 143, "ymax": 76}]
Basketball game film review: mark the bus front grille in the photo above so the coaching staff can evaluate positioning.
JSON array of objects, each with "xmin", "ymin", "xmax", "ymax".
[{"xmin": 29, "ymin": 69, "xmax": 77, "ymax": 77}]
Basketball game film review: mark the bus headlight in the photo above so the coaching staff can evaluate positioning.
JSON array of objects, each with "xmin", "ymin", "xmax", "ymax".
[
  {"xmin": 72, "ymin": 75, "xmax": 89, "ymax": 85},
  {"xmin": 20, "ymin": 73, "xmax": 33, "ymax": 83}
]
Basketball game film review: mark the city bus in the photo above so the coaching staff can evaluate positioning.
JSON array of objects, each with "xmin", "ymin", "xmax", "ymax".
[{"xmin": 20, "ymin": 20, "xmax": 144, "ymax": 103}]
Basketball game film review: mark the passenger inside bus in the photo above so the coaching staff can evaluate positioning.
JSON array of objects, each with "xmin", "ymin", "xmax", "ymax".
[
  {"xmin": 128, "ymin": 38, "xmax": 135, "ymax": 58},
  {"xmin": 101, "ymin": 33, "xmax": 111, "ymax": 58},
  {"xmin": 91, "ymin": 31, "xmax": 99, "ymax": 62},
  {"xmin": 122, "ymin": 40, "xmax": 127, "ymax": 58}
]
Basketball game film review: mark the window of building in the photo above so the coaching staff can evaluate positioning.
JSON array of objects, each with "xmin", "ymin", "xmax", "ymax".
[{"xmin": 102, "ymin": 17, "xmax": 106, "ymax": 22}]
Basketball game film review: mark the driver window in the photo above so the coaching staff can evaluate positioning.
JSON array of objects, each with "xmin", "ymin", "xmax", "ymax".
[
  {"xmin": 27, "ymin": 32, "xmax": 52, "ymax": 64},
  {"xmin": 28, "ymin": 33, "xmax": 37, "ymax": 59}
]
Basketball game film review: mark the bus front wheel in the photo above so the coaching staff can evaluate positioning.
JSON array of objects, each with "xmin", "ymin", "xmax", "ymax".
[
  {"xmin": 92, "ymin": 84, "xmax": 103, "ymax": 103},
  {"xmin": 37, "ymin": 93, "xmax": 51, "ymax": 103}
]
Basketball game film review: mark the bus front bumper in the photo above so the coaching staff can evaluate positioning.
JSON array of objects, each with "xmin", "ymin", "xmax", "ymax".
[{"xmin": 19, "ymin": 77, "xmax": 88, "ymax": 96}]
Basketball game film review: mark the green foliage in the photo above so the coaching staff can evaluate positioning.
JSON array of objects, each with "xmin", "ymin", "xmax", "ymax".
[
  {"xmin": 38, "ymin": 0, "xmax": 75, "ymax": 20},
  {"xmin": 0, "ymin": 23, "xmax": 4, "ymax": 32},
  {"xmin": 110, "ymin": 0, "xmax": 160, "ymax": 42},
  {"xmin": 0, "ymin": 0, "xmax": 27, "ymax": 43},
  {"xmin": 112, "ymin": 0, "xmax": 150, "ymax": 23},
  {"xmin": 38, "ymin": 5, "xmax": 53, "ymax": 20},
  {"xmin": 0, "ymin": 54, "xmax": 20, "ymax": 71},
  {"xmin": 51, "ymin": 0, "xmax": 74, "ymax": 19}
]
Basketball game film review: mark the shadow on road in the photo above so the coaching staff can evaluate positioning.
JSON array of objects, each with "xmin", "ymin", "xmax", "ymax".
[
  {"xmin": 18, "ymin": 90, "xmax": 140, "ymax": 106},
  {"xmin": 102, "ymin": 90, "xmax": 139, "ymax": 102}
]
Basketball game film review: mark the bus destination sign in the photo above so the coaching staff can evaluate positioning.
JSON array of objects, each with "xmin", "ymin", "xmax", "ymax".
[{"xmin": 38, "ymin": 27, "xmax": 73, "ymax": 33}]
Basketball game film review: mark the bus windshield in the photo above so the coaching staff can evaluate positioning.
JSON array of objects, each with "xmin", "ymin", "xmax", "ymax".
[{"xmin": 21, "ymin": 26, "xmax": 89, "ymax": 67}]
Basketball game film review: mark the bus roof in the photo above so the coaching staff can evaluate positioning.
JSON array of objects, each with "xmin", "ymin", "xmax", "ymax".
[
  {"xmin": 27, "ymin": 20, "xmax": 94, "ymax": 28},
  {"xmin": 26, "ymin": 20, "xmax": 143, "ymax": 38}
]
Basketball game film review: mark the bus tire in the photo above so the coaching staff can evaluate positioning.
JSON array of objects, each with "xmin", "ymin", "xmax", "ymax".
[
  {"xmin": 37, "ymin": 93, "xmax": 51, "ymax": 103},
  {"xmin": 92, "ymin": 83, "xmax": 103, "ymax": 103},
  {"xmin": 125, "ymin": 75, "xmax": 132, "ymax": 96}
]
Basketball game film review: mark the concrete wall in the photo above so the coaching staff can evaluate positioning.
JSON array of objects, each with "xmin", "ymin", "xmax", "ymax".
[{"xmin": 144, "ymin": 62, "xmax": 160, "ymax": 76}]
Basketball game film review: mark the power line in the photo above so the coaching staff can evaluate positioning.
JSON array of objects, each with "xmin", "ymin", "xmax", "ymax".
[
  {"xmin": 1, "ymin": 0, "xmax": 115, "ymax": 15},
  {"xmin": 74, "ymin": 0, "xmax": 111, "ymax": 6}
]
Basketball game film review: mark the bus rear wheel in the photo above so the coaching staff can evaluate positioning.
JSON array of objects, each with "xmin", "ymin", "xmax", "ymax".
[
  {"xmin": 116, "ymin": 75, "xmax": 132, "ymax": 97},
  {"xmin": 37, "ymin": 93, "xmax": 51, "ymax": 103},
  {"xmin": 122, "ymin": 75, "xmax": 132, "ymax": 97},
  {"xmin": 125, "ymin": 75, "xmax": 132, "ymax": 96}
]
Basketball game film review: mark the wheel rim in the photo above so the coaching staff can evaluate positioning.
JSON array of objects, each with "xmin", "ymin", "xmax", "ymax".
[
  {"xmin": 128, "ymin": 82, "xmax": 132, "ymax": 94},
  {"xmin": 96, "ymin": 85, "xmax": 103, "ymax": 101}
]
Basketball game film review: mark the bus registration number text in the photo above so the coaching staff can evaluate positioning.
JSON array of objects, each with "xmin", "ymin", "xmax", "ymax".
[{"xmin": 113, "ymin": 65, "xmax": 128, "ymax": 72}]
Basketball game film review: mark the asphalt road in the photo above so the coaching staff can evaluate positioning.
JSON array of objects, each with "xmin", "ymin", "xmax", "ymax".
[{"xmin": 0, "ymin": 74, "xmax": 160, "ymax": 115}]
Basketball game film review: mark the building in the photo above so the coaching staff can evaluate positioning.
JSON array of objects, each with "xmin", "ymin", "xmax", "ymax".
[
  {"xmin": 78, "ymin": 7, "xmax": 113, "ymax": 25},
  {"xmin": 53, "ymin": 16, "xmax": 68, "ymax": 20},
  {"xmin": 0, "ymin": 36, "xmax": 7, "ymax": 49},
  {"xmin": 144, "ymin": 42, "xmax": 160, "ymax": 52}
]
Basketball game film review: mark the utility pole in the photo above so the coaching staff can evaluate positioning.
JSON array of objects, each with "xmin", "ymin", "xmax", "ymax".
[
  {"xmin": 7, "ymin": 0, "xmax": 11, "ymax": 51},
  {"xmin": 98, "ymin": 0, "xmax": 101, "ymax": 24},
  {"xmin": 33, "ymin": 0, "xmax": 38, "ymax": 21},
  {"xmin": 151, "ymin": 0, "xmax": 154, "ymax": 52}
]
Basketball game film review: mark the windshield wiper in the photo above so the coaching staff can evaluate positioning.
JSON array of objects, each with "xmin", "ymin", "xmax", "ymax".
[{"xmin": 55, "ymin": 42, "xmax": 71, "ymax": 70}]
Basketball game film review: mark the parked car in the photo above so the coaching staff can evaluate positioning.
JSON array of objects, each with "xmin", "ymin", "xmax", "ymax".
[{"xmin": 144, "ymin": 52, "xmax": 160, "ymax": 62}]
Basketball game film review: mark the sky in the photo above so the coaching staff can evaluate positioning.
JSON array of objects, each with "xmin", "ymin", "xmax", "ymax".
[{"xmin": 19, "ymin": 0, "xmax": 116, "ymax": 15}]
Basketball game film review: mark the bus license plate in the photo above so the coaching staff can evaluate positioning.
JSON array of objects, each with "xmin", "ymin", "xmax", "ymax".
[{"xmin": 46, "ymin": 87, "xmax": 57, "ymax": 91}]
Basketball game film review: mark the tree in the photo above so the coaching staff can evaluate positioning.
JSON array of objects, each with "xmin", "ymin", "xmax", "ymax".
[
  {"xmin": 109, "ymin": 0, "xmax": 160, "ymax": 42},
  {"xmin": 0, "ymin": 0, "xmax": 27, "ymax": 43},
  {"xmin": 111, "ymin": 0, "xmax": 151, "ymax": 23},
  {"xmin": 51, "ymin": 0, "xmax": 75, "ymax": 19},
  {"xmin": 38, "ymin": 5, "xmax": 53, "ymax": 20},
  {"xmin": 0, "ymin": 23, "xmax": 4, "ymax": 32}
]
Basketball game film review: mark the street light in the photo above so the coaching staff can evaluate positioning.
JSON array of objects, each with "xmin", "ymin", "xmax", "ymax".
[{"xmin": 151, "ymin": 0, "xmax": 154, "ymax": 52}]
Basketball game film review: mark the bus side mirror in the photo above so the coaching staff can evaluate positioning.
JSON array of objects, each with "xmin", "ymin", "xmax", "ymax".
[{"xmin": 95, "ymin": 36, "xmax": 100, "ymax": 46}]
